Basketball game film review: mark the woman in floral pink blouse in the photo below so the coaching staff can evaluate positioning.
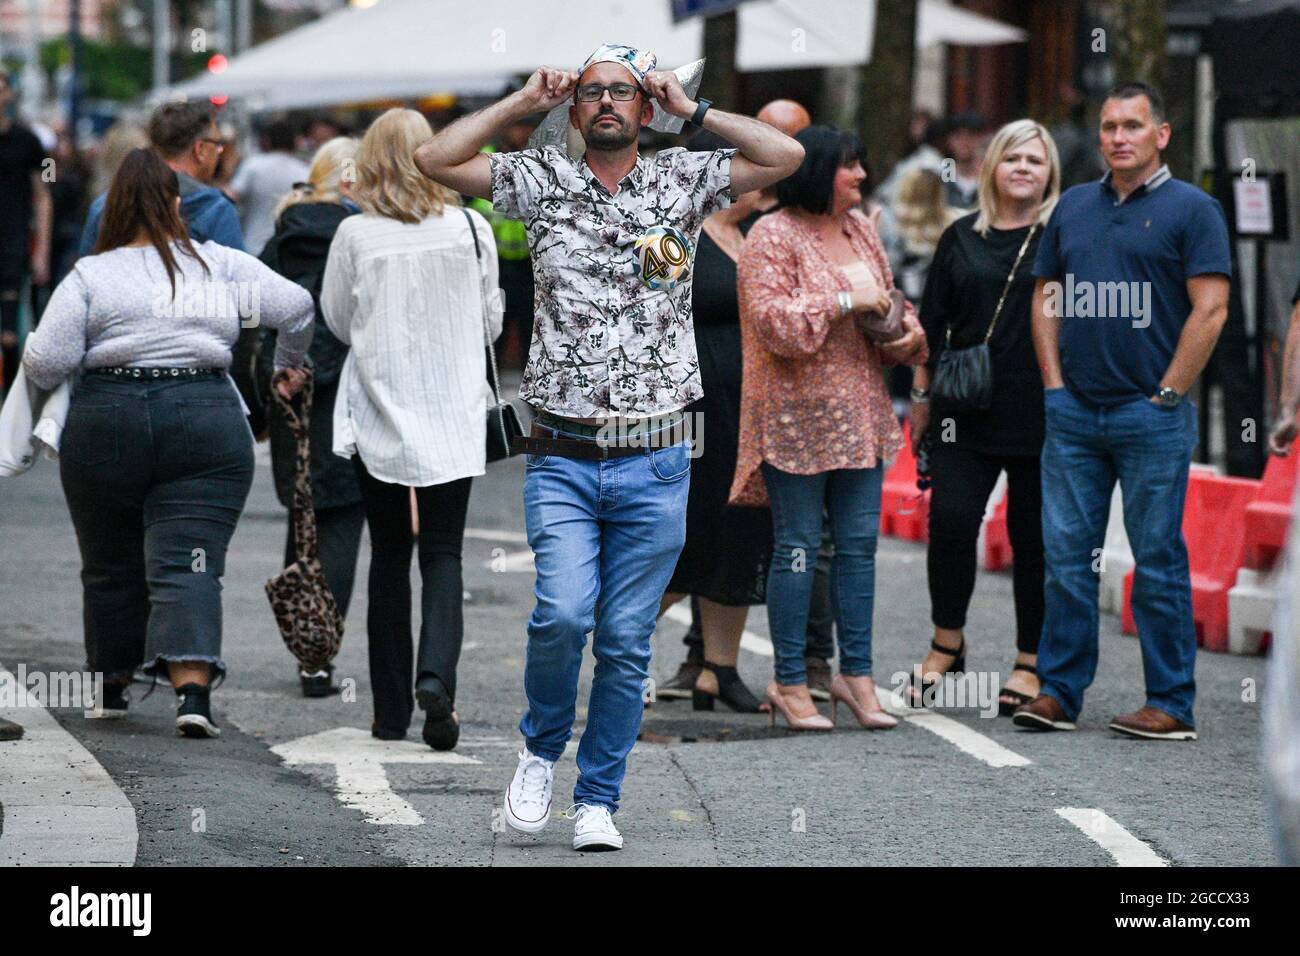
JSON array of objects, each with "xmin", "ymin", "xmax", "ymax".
[{"xmin": 730, "ymin": 126, "xmax": 928, "ymax": 731}]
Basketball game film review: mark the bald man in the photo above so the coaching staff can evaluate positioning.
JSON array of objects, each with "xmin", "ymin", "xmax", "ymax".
[{"xmin": 756, "ymin": 100, "xmax": 811, "ymax": 206}]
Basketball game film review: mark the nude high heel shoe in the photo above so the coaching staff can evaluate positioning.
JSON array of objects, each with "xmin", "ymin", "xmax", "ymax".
[
  {"xmin": 765, "ymin": 682, "xmax": 833, "ymax": 732},
  {"xmin": 830, "ymin": 675, "xmax": 899, "ymax": 730}
]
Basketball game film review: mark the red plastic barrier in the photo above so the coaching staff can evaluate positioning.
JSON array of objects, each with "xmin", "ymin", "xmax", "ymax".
[
  {"xmin": 982, "ymin": 492, "xmax": 1012, "ymax": 571},
  {"xmin": 880, "ymin": 421, "xmax": 929, "ymax": 542},
  {"xmin": 1120, "ymin": 471, "xmax": 1259, "ymax": 650},
  {"xmin": 1242, "ymin": 450, "xmax": 1298, "ymax": 570}
]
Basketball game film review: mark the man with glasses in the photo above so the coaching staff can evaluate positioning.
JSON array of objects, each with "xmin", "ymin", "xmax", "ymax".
[
  {"xmin": 417, "ymin": 42, "xmax": 803, "ymax": 851},
  {"xmin": 80, "ymin": 102, "xmax": 245, "ymax": 256}
]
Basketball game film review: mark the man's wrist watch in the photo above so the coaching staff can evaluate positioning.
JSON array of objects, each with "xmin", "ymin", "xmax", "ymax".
[
  {"xmin": 1156, "ymin": 386, "xmax": 1182, "ymax": 408},
  {"xmin": 691, "ymin": 98, "xmax": 712, "ymax": 127}
]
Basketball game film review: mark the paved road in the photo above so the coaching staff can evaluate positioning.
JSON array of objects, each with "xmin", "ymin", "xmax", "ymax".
[{"xmin": 0, "ymin": 419, "xmax": 1277, "ymax": 866}]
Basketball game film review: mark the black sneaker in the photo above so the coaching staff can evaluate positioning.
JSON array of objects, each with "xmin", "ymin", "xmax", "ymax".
[
  {"xmin": 175, "ymin": 683, "xmax": 220, "ymax": 738},
  {"xmin": 415, "ymin": 676, "xmax": 459, "ymax": 751},
  {"xmin": 86, "ymin": 681, "xmax": 130, "ymax": 719},
  {"xmin": 300, "ymin": 664, "xmax": 339, "ymax": 698}
]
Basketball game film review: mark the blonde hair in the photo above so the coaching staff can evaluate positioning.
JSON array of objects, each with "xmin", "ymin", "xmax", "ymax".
[
  {"xmin": 92, "ymin": 123, "xmax": 150, "ymax": 197},
  {"xmin": 274, "ymin": 136, "xmax": 358, "ymax": 220},
  {"xmin": 353, "ymin": 108, "xmax": 458, "ymax": 223},
  {"xmin": 894, "ymin": 167, "xmax": 957, "ymax": 251},
  {"xmin": 972, "ymin": 119, "xmax": 1061, "ymax": 237}
]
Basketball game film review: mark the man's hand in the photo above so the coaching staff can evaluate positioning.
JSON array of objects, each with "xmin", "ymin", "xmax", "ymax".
[
  {"xmin": 522, "ymin": 67, "xmax": 579, "ymax": 112},
  {"xmin": 1269, "ymin": 409, "xmax": 1298, "ymax": 456},
  {"xmin": 643, "ymin": 70, "xmax": 696, "ymax": 119}
]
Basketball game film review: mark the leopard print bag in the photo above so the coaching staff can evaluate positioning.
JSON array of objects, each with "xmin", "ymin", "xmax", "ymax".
[{"xmin": 264, "ymin": 375, "xmax": 344, "ymax": 673}]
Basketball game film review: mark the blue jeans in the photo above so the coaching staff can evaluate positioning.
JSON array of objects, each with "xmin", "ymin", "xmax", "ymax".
[
  {"xmin": 1039, "ymin": 386, "xmax": 1199, "ymax": 726},
  {"xmin": 520, "ymin": 428, "xmax": 691, "ymax": 813},
  {"xmin": 761, "ymin": 463, "xmax": 884, "ymax": 685}
]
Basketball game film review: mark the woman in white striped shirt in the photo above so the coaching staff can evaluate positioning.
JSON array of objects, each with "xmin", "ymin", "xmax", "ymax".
[{"xmin": 321, "ymin": 108, "xmax": 501, "ymax": 751}]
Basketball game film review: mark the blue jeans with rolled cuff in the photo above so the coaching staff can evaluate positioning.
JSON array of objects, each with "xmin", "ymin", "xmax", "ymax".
[
  {"xmin": 519, "ymin": 422, "xmax": 691, "ymax": 814},
  {"xmin": 1038, "ymin": 386, "xmax": 1200, "ymax": 727},
  {"xmin": 58, "ymin": 374, "xmax": 254, "ymax": 685},
  {"xmin": 761, "ymin": 462, "xmax": 885, "ymax": 686}
]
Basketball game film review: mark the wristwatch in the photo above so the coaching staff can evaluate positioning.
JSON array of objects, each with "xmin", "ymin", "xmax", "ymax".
[
  {"xmin": 691, "ymin": 98, "xmax": 713, "ymax": 127},
  {"xmin": 1155, "ymin": 386, "xmax": 1182, "ymax": 408},
  {"xmin": 910, "ymin": 387, "xmax": 931, "ymax": 404}
]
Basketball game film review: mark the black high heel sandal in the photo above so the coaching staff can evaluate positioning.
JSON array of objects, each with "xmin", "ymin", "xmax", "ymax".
[
  {"xmin": 906, "ymin": 638, "xmax": 966, "ymax": 707},
  {"xmin": 691, "ymin": 662, "xmax": 766, "ymax": 713},
  {"xmin": 997, "ymin": 662, "xmax": 1039, "ymax": 717}
]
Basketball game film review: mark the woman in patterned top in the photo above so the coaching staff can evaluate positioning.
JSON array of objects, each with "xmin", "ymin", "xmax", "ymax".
[{"xmin": 732, "ymin": 125, "xmax": 928, "ymax": 731}]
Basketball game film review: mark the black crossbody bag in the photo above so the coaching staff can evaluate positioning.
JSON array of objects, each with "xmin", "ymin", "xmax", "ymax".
[
  {"xmin": 463, "ymin": 208, "xmax": 523, "ymax": 462},
  {"xmin": 931, "ymin": 222, "xmax": 1038, "ymax": 412}
]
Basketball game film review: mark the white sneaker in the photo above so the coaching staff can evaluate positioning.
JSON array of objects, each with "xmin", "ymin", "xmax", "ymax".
[
  {"xmin": 567, "ymin": 803, "xmax": 623, "ymax": 852},
  {"xmin": 502, "ymin": 747, "xmax": 555, "ymax": 834}
]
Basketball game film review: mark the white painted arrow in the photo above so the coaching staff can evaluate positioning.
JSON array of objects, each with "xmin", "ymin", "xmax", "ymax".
[{"xmin": 272, "ymin": 727, "xmax": 480, "ymax": 826}]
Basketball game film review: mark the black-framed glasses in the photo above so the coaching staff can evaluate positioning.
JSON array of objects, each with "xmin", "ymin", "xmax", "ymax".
[
  {"xmin": 575, "ymin": 83, "xmax": 642, "ymax": 103},
  {"xmin": 199, "ymin": 137, "xmax": 225, "ymax": 149}
]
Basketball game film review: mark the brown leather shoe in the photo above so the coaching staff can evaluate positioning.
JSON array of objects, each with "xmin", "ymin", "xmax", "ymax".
[
  {"xmin": 1109, "ymin": 706, "xmax": 1197, "ymax": 741},
  {"xmin": 1011, "ymin": 694, "xmax": 1076, "ymax": 731}
]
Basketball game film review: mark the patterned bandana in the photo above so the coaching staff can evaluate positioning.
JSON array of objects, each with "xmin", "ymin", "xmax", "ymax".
[{"xmin": 579, "ymin": 43, "xmax": 657, "ymax": 88}]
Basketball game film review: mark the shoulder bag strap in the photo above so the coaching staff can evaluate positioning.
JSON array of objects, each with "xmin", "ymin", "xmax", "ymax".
[
  {"xmin": 981, "ymin": 221, "xmax": 1039, "ymax": 345},
  {"xmin": 462, "ymin": 207, "xmax": 505, "ymax": 409}
]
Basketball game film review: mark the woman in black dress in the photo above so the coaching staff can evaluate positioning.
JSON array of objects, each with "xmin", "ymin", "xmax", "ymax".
[
  {"xmin": 907, "ymin": 120, "xmax": 1061, "ymax": 713},
  {"xmin": 656, "ymin": 132, "xmax": 773, "ymax": 713}
]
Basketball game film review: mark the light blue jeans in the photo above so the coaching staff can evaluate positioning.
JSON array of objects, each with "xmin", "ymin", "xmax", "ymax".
[
  {"xmin": 519, "ymin": 427, "xmax": 691, "ymax": 813},
  {"xmin": 762, "ymin": 463, "xmax": 885, "ymax": 686}
]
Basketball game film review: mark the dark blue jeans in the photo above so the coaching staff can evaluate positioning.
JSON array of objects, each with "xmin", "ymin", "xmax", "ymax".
[
  {"xmin": 762, "ymin": 463, "xmax": 884, "ymax": 685},
  {"xmin": 59, "ymin": 374, "xmax": 254, "ymax": 685},
  {"xmin": 1039, "ymin": 386, "xmax": 1199, "ymax": 726}
]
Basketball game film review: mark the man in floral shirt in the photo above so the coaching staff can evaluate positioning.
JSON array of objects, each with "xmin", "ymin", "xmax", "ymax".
[{"xmin": 417, "ymin": 43, "xmax": 802, "ymax": 851}]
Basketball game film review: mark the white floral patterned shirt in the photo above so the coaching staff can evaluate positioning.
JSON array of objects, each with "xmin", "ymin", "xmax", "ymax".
[{"xmin": 488, "ymin": 145, "xmax": 734, "ymax": 418}]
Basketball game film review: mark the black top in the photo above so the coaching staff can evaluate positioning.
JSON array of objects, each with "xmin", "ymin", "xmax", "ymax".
[
  {"xmin": 690, "ymin": 210, "xmax": 762, "ymax": 326},
  {"xmin": 0, "ymin": 123, "xmax": 48, "ymax": 270},
  {"xmin": 919, "ymin": 211, "xmax": 1044, "ymax": 456}
]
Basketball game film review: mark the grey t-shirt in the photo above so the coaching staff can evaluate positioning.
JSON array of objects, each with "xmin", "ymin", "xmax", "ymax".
[
  {"xmin": 230, "ymin": 151, "xmax": 310, "ymax": 256},
  {"xmin": 22, "ymin": 239, "xmax": 314, "ymax": 390}
]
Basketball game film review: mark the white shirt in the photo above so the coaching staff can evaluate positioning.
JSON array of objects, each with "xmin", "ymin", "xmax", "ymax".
[
  {"xmin": 230, "ymin": 151, "xmax": 311, "ymax": 255},
  {"xmin": 321, "ymin": 207, "xmax": 501, "ymax": 487}
]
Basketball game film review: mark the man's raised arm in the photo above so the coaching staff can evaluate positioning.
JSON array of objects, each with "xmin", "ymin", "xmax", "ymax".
[
  {"xmin": 642, "ymin": 71, "xmax": 804, "ymax": 196},
  {"xmin": 414, "ymin": 67, "xmax": 578, "ymax": 200}
]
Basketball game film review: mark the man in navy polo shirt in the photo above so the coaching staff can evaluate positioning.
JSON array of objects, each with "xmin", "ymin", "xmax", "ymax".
[{"xmin": 1014, "ymin": 81, "xmax": 1231, "ymax": 740}]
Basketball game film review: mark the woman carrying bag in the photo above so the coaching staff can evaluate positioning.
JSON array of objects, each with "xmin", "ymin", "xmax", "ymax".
[
  {"xmin": 321, "ymin": 109, "xmax": 501, "ymax": 751},
  {"xmin": 907, "ymin": 120, "xmax": 1061, "ymax": 713}
]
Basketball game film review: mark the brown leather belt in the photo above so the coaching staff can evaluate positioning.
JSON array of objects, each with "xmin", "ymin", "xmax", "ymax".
[{"xmin": 512, "ymin": 421, "xmax": 683, "ymax": 461}]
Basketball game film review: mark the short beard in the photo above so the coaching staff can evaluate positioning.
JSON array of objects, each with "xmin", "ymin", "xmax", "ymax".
[{"xmin": 583, "ymin": 114, "xmax": 638, "ymax": 151}]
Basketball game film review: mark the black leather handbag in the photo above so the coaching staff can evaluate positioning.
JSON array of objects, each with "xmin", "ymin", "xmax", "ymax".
[
  {"xmin": 463, "ymin": 208, "xmax": 523, "ymax": 462},
  {"xmin": 931, "ymin": 222, "xmax": 1037, "ymax": 412}
]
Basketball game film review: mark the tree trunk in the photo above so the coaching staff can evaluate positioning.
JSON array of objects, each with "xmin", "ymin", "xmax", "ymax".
[
  {"xmin": 856, "ymin": 0, "xmax": 918, "ymax": 182},
  {"xmin": 1105, "ymin": 0, "xmax": 1167, "ymax": 90},
  {"xmin": 702, "ymin": 11, "xmax": 739, "ymax": 115}
]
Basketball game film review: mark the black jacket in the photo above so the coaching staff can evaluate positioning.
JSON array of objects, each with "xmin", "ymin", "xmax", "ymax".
[{"xmin": 256, "ymin": 200, "xmax": 361, "ymax": 510}]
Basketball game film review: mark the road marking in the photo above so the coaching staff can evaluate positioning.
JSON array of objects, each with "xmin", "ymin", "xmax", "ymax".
[
  {"xmin": 661, "ymin": 602, "xmax": 773, "ymax": 658},
  {"xmin": 465, "ymin": 527, "xmax": 529, "ymax": 544},
  {"xmin": 272, "ymin": 727, "xmax": 481, "ymax": 826},
  {"xmin": 1056, "ymin": 808, "xmax": 1168, "ymax": 866},
  {"xmin": 0, "ymin": 665, "xmax": 138, "ymax": 866},
  {"xmin": 878, "ymin": 683, "xmax": 1032, "ymax": 768}
]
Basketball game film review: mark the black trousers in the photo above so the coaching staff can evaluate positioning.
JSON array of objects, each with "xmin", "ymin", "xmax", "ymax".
[
  {"xmin": 283, "ymin": 501, "xmax": 366, "ymax": 626},
  {"xmin": 353, "ymin": 456, "xmax": 472, "ymax": 735},
  {"xmin": 926, "ymin": 441, "xmax": 1044, "ymax": 654}
]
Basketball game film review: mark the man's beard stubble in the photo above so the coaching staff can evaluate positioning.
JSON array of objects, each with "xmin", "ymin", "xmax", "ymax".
[{"xmin": 584, "ymin": 111, "xmax": 638, "ymax": 151}]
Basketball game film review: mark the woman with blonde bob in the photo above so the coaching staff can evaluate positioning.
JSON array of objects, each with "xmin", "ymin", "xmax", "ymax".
[
  {"xmin": 906, "ymin": 119, "xmax": 1061, "ymax": 715},
  {"xmin": 256, "ymin": 136, "xmax": 367, "ymax": 698},
  {"xmin": 322, "ymin": 109, "xmax": 501, "ymax": 749}
]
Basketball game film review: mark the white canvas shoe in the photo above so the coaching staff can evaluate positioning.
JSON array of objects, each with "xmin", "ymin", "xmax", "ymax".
[
  {"xmin": 568, "ymin": 803, "xmax": 623, "ymax": 852},
  {"xmin": 502, "ymin": 748, "xmax": 555, "ymax": 834}
]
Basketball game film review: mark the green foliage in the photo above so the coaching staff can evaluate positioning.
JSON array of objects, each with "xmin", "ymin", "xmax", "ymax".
[{"xmin": 39, "ymin": 37, "xmax": 210, "ymax": 102}]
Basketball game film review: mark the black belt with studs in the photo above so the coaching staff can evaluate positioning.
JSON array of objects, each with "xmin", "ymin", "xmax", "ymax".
[{"xmin": 86, "ymin": 366, "xmax": 227, "ymax": 380}]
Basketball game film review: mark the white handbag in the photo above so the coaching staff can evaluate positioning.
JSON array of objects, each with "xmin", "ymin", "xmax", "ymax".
[{"xmin": 0, "ymin": 365, "xmax": 71, "ymax": 476}]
